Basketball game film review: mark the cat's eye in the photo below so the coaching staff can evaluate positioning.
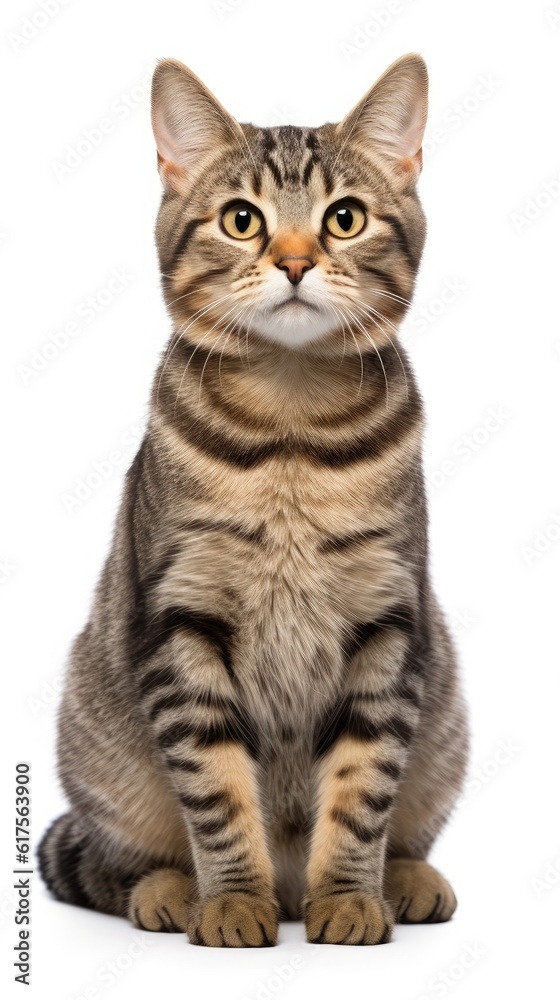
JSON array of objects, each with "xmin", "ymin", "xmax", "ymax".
[
  {"xmin": 221, "ymin": 202, "xmax": 264, "ymax": 240},
  {"xmin": 324, "ymin": 200, "xmax": 366, "ymax": 239}
]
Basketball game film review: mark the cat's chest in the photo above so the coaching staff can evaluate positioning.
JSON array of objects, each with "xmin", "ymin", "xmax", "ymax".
[
  {"xmin": 162, "ymin": 461, "xmax": 402, "ymax": 625},
  {"xmin": 155, "ymin": 463, "xmax": 409, "ymax": 718}
]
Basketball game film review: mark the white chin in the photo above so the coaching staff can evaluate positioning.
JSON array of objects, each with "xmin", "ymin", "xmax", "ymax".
[{"xmin": 248, "ymin": 303, "xmax": 337, "ymax": 348}]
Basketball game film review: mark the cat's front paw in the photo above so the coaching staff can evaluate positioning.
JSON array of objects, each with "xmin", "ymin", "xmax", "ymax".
[
  {"xmin": 305, "ymin": 892, "xmax": 393, "ymax": 945},
  {"xmin": 186, "ymin": 892, "xmax": 278, "ymax": 947}
]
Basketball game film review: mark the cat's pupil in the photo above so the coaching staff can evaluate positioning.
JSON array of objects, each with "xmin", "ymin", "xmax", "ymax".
[
  {"xmin": 236, "ymin": 210, "xmax": 251, "ymax": 233},
  {"xmin": 337, "ymin": 208, "xmax": 353, "ymax": 232}
]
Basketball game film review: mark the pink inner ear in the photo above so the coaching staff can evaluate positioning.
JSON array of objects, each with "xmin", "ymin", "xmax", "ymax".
[
  {"xmin": 400, "ymin": 119, "xmax": 425, "ymax": 159},
  {"xmin": 153, "ymin": 107, "xmax": 182, "ymax": 168}
]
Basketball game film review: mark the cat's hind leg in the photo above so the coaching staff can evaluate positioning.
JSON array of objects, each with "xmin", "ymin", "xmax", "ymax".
[
  {"xmin": 38, "ymin": 811, "xmax": 195, "ymax": 931},
  {"xmin": 128, "ymin": 868, "xmax": 195, "ymax": 932},
  {"xmin": 384, "ymin": 858, "xmax": 457, "ymax": 923}
]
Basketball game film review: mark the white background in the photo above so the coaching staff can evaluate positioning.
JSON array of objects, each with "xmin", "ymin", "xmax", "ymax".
[{"xmin": 1, "ymin": 0, "xmax": 560, "ymax": 997}]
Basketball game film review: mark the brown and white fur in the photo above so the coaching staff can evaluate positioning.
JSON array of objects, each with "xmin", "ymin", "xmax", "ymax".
[{"xmin": 39, "ymin": 54, "xmax": 468, "ymax": 946}]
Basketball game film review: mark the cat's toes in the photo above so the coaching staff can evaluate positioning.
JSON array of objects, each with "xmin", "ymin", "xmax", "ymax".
[
  {"xmin": 305, "ymin": 892, "xmax": 393, "ymax": 945},
  {"xmin": 128, "ymin": 868, "xmax": 194, "ymax": 932},
  {"xmin": 385, "ymin": 858, "xmax": 457, "ymax": 923},
  {"xmin": 186, "ymin": 892, "xmax": 278, "ymax": 947}
]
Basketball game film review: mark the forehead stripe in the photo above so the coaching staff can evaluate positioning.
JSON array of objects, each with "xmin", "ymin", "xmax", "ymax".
[
  {"xmin": 302, "ymin": 151, "xmax": 318, "ymax": 186},
  {"xmin": 264, "ymin": 155, "xmax": 284, "ymax": 188}
]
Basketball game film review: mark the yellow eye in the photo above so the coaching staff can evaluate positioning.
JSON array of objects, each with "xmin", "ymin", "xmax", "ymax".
[
  {"xmin": 221, "ymin": 202, "xmax": 264, "ymax": 240},
  {"xmin": 324, "ymin": 200, "xmax": 366, "ymax": 239}
]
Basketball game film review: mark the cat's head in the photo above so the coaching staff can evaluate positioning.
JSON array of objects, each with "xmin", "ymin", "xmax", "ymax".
[{"xmin": 151, "ymin": 55, "xmax": 428, "ymax": 353}]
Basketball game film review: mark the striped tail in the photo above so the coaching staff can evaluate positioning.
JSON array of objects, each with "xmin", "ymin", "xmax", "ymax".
[{"xmin": 38, "ymin": 812, "xmax": 137, "ymax": 916}]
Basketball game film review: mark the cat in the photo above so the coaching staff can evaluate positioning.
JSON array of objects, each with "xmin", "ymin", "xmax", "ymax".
[{"xmin": 39, "ymin": 53, "xmax": 468, "ymax": 947}]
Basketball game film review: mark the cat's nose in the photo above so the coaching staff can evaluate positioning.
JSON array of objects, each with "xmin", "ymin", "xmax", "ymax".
[{"xmin": 276, "ymin": 256, "xmax": 315, "ymax": 286}]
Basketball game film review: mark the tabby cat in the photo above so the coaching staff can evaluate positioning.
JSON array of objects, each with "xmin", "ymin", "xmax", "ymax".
[{"xmin": 39, "ymin": 54, "xmax": 468, "ymax": 946}]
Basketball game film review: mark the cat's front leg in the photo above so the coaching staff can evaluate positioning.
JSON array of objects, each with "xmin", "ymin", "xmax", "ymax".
[
  {"xmin": 180, "ymin": 740, "xmax": 278, "ymax": 947},
  {"xmin": 305, "ymin": 685, "xmax": 420, "ymax": 945},
  {"xmin": 137, "ymin": 632, "xmax": 278, "ymax": 947}
]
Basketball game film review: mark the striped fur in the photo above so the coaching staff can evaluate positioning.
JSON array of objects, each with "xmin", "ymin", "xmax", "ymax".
[{"xmin": 39, "ymin": 54, "xmax": 468, "ymax": 947}]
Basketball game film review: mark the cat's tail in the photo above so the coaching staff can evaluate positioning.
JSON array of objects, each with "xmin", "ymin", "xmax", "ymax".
[
  {"xmin": 38, "ymin": 813, "xmax": 94, "ymax": 909},
  {"xmin": 38, "ymin": 811, "xmax": 137, "ymax": 916}
]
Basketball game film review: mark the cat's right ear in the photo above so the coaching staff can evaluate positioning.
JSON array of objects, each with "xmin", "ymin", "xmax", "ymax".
[
  {"xmin": 151, "ymin": 59, "xmax": 243, "ymax": 194},
  {"xmin": 336, "ymin": 53, "xmax": 428, "ymax": 184}
]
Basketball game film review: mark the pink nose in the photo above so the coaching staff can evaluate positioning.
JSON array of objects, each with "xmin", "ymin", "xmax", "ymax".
[{"xmin": 276, "ymin": 256, "xmax": 315, "ymax": 286}]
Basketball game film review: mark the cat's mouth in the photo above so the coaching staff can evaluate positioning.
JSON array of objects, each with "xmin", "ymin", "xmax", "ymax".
[
  {"xmin": 251, "ymin": 292, "xmax": 337, "ymax": 346},
  {"xmin": 271, "ymin": 295, "xmax": 319, "ymax": 313}
]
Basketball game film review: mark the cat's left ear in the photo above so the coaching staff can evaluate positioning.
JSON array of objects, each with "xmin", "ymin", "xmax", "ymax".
[
  {"xmin": 336, "ymin": 53, "xmax": 428, "ymax": 183},
  {"xmin": 151, "ymin": 59, "xmax": 243, "ymax": 194}
]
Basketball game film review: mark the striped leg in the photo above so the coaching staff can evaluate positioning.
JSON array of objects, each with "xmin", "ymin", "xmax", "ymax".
[
  {"xmin": 305, "ymin": 631, "xmax": 421, "ymax": 945},
  {"xmin": 305, "ymin": 733, "xmax": 396, "ymax": 944},
  {"xmin": 136, "ymin": 613, "xmax": 278, "ymax": 947}
]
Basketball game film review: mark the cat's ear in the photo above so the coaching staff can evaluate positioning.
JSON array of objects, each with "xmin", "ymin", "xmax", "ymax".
[
  {"xmin": 336, "ymin": 54, "xmax": 428, "ymax": 182},
  {"xmin": 151, "ymin": 59, "xmax": 243, "ymax": 194}
]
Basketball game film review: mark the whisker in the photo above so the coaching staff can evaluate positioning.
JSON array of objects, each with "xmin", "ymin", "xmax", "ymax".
[
  {"xmin": 327, "ymin": 303, "xmax": 347, "ymax": 364},
  {"xmin": 164, "ymin": 285, "xmax": 214, "ymax": 311},
  {"xmin": 231, "ymin": 303, "xmax": 256, "ymax": 368},
  {"xmin": 197, "ymin": 327, "xmax": 228, "ymax": 403},
  {"xmin": 218, "ymin": 304, "xmax": 253, "ymax": 385},
  {"xmin": 171, "ymin": 292, "xmax": 235, "ymax": 349},
  {"xmin": 331, "ymin": 104, "xmax": 364, "ymax": 172},
  {"xmin": 172, "ymin": 302, "xmax": 240, "ymax": 414},
  {"xmin": 157, "ymin": 292, "xmax": 235, "ymax": 406},
  {"xmin": 335, "ymin": 274, "xmax": 413, "ymax": 310},
  {"xmin": 355, "ymin": 303, "xmax": 409, "ymax": 399},
  {"xmin": 361, "ymin": 302, "xmax": 405, "ymax": 341},
  {"xmin": 213, "ymin": 109, "xmax": 258, "ymax": 174},
  {"xmin": 336, "ymin": 306, "xmax": 364, "ymax": 390},
  {"xmin": 346, "ymin": 307, "xmax": 389, "ymax": 408},
  {"xmin": 368, "ymin": 287, "xmax": 413, "ymax": 307},
  {"xmin": 347, "ymin": 295, "xmax": 403, "ymax": 341},
  {"xmin": 243, "ymin": 304, "xmax": 261, "ymax": 368},
  {"xmin": 215, "ymin": 303, "xmax": 250, "ymax": 378}
]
